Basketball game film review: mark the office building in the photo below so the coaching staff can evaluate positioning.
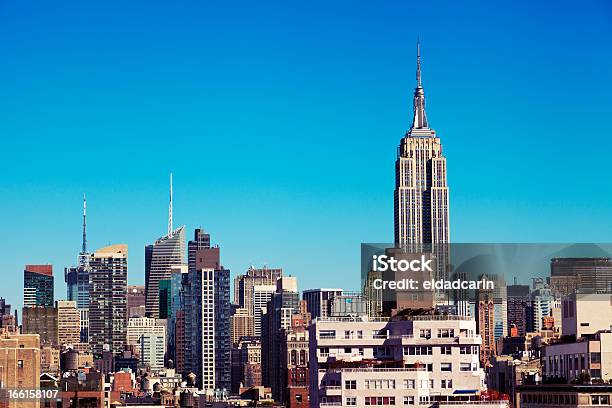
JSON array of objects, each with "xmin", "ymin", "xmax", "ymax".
[
  {"xmin": 183, "ymin": 267, "xmax": 215, "ymax": 390},
  {"xmin": 281, "ymin": 301, "xmax": 310, "ymax": 407},
  {"xmin": 393, "ymin": 41, "xmax": 449, "ymax": 297},
  {"xmin": 253, "ymin": 284, "xmax": 276, "ymax": 337},
  {"xmin": 145, "ymin": 174, "xmax": 185, "ymax": 319},
  {"xmin": 182, "ymin": 230, "xmax": 231, "ymax": 393},
  {"xmin": 126, "ymin": 316, "xmax": 166, "ymax": 352},
  {"xmin": 309, "ymin": 315, "xmax": 489, "ymax": 408},
  {"xmin": 302, "ymin": 288, "xmax": 343, "ymax": 319},
  {"xmin": 507, "ymin": 284, "xmax": 530, "ymax": 337},
  {"xmin": 89, "ymin": 244, "xmax": 128, "ymax": 356},
  {"xmin": 561, "ymin": 293, "xmax": 612, "ymax": 338},
  {"xmin": 56, "ymin": 300, "xmax": 80, "ymax": 346},
  {"xmin": 234, "ymin": 266, "xmax": 283, "ymax": 315},
  {"xmin": 158, "ymin": 279, "xmax": 171, "ymax": 319},
  {"xmin": 550, "ymin": 257, "xmax": 612, "ymax": 298},
  {"xmin": 187, "ymin": 228, "xmax": 211, "ymax": 272},
  {"xmin": 22, "ymin": 305, "xmax": 58, "ymax": 346},
  {"xmin": 262, "ymin": 276, "xmax": 300, "ymax": 401},
  {"xmin": 488, "ymin": 355, "xmax": 541, "ymax": 408},
  {"xmin": 145, "ymin": 226, "xmax": 185, "ymax": 319},
  {"xmin": 527, "ymin": 279, "xmax": 554, "ymax": 334},
  {"xmin": 65, "ymin": 195, "xmax": 91, "ymax": 343},
  {"xmin": 140, "ymin": 332, "xmax": 166, "ymax": 371},
  {"xmin": 231, "ymin": 307, "xmax": 254, "ymax": 346},
  {"xmin": 0, "ymin": 298, "xmax": 16, "ymax": 333},
  {"xmin": 477, "ymin": 288, "xmax": 496, "ymax": 366},
  {"xmin": 517, "ymin": 384, "xmax": 612, "ymax": 408},
  {"xmin": 168, "ymin": 264, "xmax": 187, "ymax": 369},
  {"xmin": 24, "ymin": 264, "xmax": 54, "ymax": 307},
  {"xmin": 127, "ymin": 285, "xmax": 146, "ymax": 318},
  {"xmin": 543, "ymin": 329, "xmax": 612, "ymax": 384},
  {"xmin": 40, "ymin": 345, "xmax": 60, "ymax": 375},
  {"xmin": 231, "ymin": 337, "xmax": 262, "ymax": 393}
]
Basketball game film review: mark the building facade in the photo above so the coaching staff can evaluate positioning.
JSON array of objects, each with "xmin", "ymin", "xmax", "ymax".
[
  {"xmin": 89, "ymin": 244, "xmax": 128, "ymax": 356},
  {"xmin": 24, "ymin": 264, "xmax": 54, "ymax": 307},
  {"xmin": 393, "ymin": 42, "xmax": 449, "ymax": 263},
  {"xmin": 56, "ymin": 300, "xmax": 80, "ymax": 346},
  {"xmin": 309, "ymin": 316, "xmax": 486, "ymax": 408},
  {"xmin": 0, "ymin": 332, "xmax": 41, "ymax": 408},
  {"xmin": 234, "ymin": 266, "xmax": 283, "ymax": 317},
  {"xmin": 140, "ymin": 332, "xmax": 166, "ymax": 371},
  {"xmin": 145, "ymin": 226, "xmax": 185, "ymax": 319},
  {"xmin": 22, "ymin": 305, "xmax": 58, "ymax": 346},
  {"xmin": 302, "ymin": 288, "xmax": 343, "ymax": 319}
]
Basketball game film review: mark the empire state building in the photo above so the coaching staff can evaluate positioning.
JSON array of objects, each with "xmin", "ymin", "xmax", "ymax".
[{"xmin": 394, "ymin": 41, "xmax": 450, "ymax": 250}]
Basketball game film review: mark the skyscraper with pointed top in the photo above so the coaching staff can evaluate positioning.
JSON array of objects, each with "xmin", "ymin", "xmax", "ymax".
[
  {"xmin": 65, "ymin": 194, "xmax": 92, "ymax": 342},
  {"xmin": 145, "ymin": 174, "xmax": 185, "ymax": 319},
  {"xmin": 394, "ymin": 39, "xmax": 450, "ymax": 248}
]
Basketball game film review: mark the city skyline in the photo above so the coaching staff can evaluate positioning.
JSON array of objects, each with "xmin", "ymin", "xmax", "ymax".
[{"xmin": 2, "ymin": 0, "xmax": 612, "ymax": 312}]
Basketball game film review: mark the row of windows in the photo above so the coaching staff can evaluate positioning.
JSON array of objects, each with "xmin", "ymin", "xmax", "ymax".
[
  {"xmin": 319, "ymin": 328, "xmax": 463, "ymax": 340},
  {"xmin": 347, "ymin": 378, "xmax": 454, "ymax": 390},
  {"xmin": 344, "ymin": 396, "xmax": 434, "ymax": 406},
  {"xmin": 403, "ymin": 345, "xmax": 477, "ymax": 355}
]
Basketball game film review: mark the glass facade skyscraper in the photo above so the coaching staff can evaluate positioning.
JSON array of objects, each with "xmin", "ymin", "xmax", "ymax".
[{"xmin": 23, "ymin": 265, "xmax": 54, "ymax": 307}]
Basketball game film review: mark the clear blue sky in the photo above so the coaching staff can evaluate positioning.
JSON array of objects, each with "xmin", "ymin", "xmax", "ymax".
[{"xmin": 1, "ymin": 1, "xmax": 611, "ymax": 311}]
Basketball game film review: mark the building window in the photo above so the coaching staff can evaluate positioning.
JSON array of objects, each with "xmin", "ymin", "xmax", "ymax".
[
  {"xmin": 346, "ymin": 397, "xmax": 357, "ymax": 406},
  {"xmin": 441, "ymin": 379, "xmax": 453, "ymax": 388},
  {"xmin": 440, "ymin": 362, "xmax": 452, "ymax": 372},
  {"xmin": 403, "ymin": 396, "xmax": 415, "ymax": 405},
  {"xmin": 419, "ymin": 329, "xmax": 431, "ymax": 338},
  {"xmin": 438, "ymin": 329, "xmax": 454, "ymax": 338},
  {"xmin": 460, "ymin": 363, "xmax": 471, "ymax": 372},
  {"xmin": 440, "ymin": 346, "xmax": 452, "ymax": 355},
  {"xmin": 365, "ymin": 380, "xmax": 395, "ymax": 390},
  {"xmin": 591, "ymin": 395, "xmax": 610, "ymax": 405},
  {"xmin": 345, "ymin": 380, "xmax": 357, "ymax": 390},
  {"xmin": 403, "ymin": 379, "xmax": 415, "ymax": 389},
  {"xmin": 365, "ymin": 396, "xmax": 396, "ymax": 406},
  {"xmin": 404, "ymin": 346, "xmax": 431, "ymax": 355},
  {"xmin": 319, "ymin": 330, "xmax": 335, "ymax": 339},
  {"xmin": 17, "ymin": 360, "xmax": 24, "ymax": 368}
]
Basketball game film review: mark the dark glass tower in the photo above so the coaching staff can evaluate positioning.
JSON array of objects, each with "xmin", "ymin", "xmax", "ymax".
[{"xmin": 23, "ymin": 265, "xmax": 54, "ymax": 307}]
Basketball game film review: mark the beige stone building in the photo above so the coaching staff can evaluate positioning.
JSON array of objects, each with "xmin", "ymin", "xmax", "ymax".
[
  {"xmin": 231, "ymin": 307, "xmax": 254, "ymax": 346},
  {"xmin": 56, "ymin": 300, "xmax": 80, "ymax": 346},
  {"xmin": 0, "ymin": 332, "xmax": 41, "ymax": 408}
]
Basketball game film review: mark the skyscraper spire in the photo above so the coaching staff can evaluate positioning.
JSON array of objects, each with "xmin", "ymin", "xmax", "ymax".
[
  {"xmin": 411, "ymin": 36, "xmax": 429, "ymax": 130},
  {"xmin": 416, "ymin": 35, "xmax": 422, "ymax": 87},
  {"xmin": 82, "ymin": 193, "xmax": 87, "ymax": 254},
  {"xmin": 77, "ymin": 193, "xmax": 90, "ymax": 267},
  {"xmin": 168, "ymin": 173, "xmax": 173, "ymax": 236}
]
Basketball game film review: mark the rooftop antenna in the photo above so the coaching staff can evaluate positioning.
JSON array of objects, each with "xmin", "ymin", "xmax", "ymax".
[
  {"xmin": 416, "ymin": 35, "xmax": 422, "ymax": 87},
  {"xmin": 82, "ymin": 193, "xmax": 87, "ymax": 254},
  {"xmin": 168, "ymin": 173, "xmax": 173, "ymax": 236}
]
